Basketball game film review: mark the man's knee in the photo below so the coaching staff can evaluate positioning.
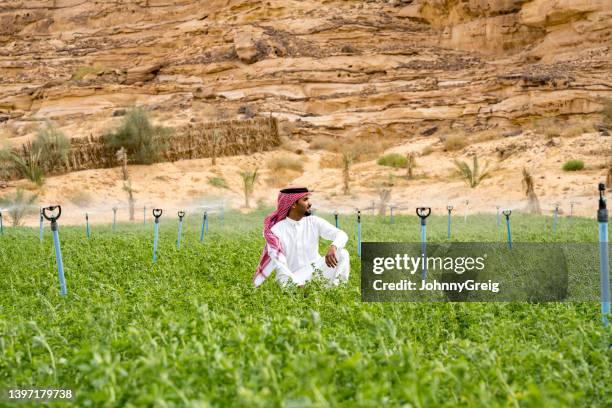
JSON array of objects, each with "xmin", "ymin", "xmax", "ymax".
[{"xmin": 339, "ymin": 248, "xmax": 349, "ymax": 262}]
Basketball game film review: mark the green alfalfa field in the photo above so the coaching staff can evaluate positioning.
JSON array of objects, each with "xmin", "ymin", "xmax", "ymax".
[{"xmin": 0, "ymin": 210, "xmax": 610, "ymax": 407}]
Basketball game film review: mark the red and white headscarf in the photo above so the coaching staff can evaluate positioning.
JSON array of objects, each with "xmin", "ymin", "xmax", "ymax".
[{"xmin": 253, "ymin": 187, "xmax": 311, "ymax": 287}]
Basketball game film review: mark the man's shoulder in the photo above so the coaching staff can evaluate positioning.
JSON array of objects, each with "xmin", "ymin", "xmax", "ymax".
[{"xmin": 271, "ymin": 218, "xmax": 289, "ymax": 233}]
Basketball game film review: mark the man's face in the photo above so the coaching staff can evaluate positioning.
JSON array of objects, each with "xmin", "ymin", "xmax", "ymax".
[{"xmin": 293, "ymin": 195, "xmax": 312, "ymax": 216}]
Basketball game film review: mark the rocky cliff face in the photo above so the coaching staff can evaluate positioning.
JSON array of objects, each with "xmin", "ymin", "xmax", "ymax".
[{"xmin": 0, "ymin": 0, "xmax": 610, "ymax": 143}]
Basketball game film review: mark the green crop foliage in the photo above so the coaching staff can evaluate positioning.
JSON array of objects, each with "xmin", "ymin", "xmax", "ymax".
[{"xmin": 0, "ymin": 211, "xmax": 609, "ymax": 407}]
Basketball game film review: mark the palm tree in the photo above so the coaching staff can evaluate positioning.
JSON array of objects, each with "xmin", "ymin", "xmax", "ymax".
[
  {"xmin": 522, "ymin": 168, "xmax": 541, "ymax": 214},
  {"xmin": 453, "ymin": 155, "xmax": 491, "ymax": 188},
  {"xmin": 240, "ymin": 168, "xmax": 259, "ymax": 208}
]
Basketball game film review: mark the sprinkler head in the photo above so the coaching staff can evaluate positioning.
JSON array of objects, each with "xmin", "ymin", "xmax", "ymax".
[
  {"xmin": 502, "ymin": 209, "xmax": 512, "ymax": 218},
  {"xmin": 178, "ymin": 211, "xmax": 185, "ymax": 220},
  {"xmin": 447, "ymin": 205, "xmax": 453, "ymax": 212},
  {"xmin": 42, "ymin": 205, "xmax": 62, "ymax": 222},
  {"xmin": 598, "ymin": 184, "xmax": 607, "ymax": 221}
]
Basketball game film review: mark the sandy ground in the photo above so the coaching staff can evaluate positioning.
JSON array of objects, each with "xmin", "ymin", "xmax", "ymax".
[{"xmin": 2, "ymin": 128, "xmax": 610, "ymax": 227}]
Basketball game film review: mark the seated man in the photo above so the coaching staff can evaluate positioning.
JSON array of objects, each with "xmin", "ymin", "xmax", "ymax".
[{"xmin": 253, "ymin": 187, "xmax": 350, "ymax": 287}]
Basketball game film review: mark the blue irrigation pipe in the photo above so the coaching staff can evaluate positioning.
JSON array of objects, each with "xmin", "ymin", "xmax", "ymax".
[
  {"xmin": 447, "ymin": 205, "xmax": 453, "ymax": 240},
  {"xmin": 152, "ymin": 209, "xmax": 162, "ymax": 263},
  {"xmin": 112, "ymin": 207, "xmax": 117, "ymax": 232},
  {"xmin": 334, "ymin": 211, "xmax": 339, "ymax": 228},
  {"xmin": 42, "ymin": 206, "xmax": 66, "ymax": 296},
  {"xmin": 199, "ymin": 211, "xmax": 207, "ymax": 243},
  {"xmin": 553, "ymin": 204, "xmax": 559, "ymax": 236},
  {"xmin": 357, "ymin": 210, "xmax": 361, "ymax": 258},
  {"xmin": 496, "ymin": 206, "xmax": 500, "ymax": 228},
  {"xmin": 0, "ymin": 211, "xmax": 3, "ymax": 235},
  {"xmin": 85, "ymin": 213, "xmax": 90, "ymax": 239},
  {"xmin": 417, "ymin": 207, "xmax": 431, "ymax": 280},
  {"xmin": 177, "ymin": 211, "xmax": 185, "ymax": 249},
  {"xmin": 39, "ymin": 209, "xmax": 44, "ymax": 242},
  {"xmin": 390, "ymin": 206, "xmax": 395, "ymax": 224},
  {"xmin": 503, "ymin": 209, "xmax": 513, "ymax": 249},
  {"xmin": 598, "ymin": 184, "xmax": 610, "ymax": 327}
]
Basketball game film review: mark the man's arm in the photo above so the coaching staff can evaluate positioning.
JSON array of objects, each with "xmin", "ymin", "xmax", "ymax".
[{"xmin": 315, "ymin": 216, "xmax": 348, "ymax": 267}]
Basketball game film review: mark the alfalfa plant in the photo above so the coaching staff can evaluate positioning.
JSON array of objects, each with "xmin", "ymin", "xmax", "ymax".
[
  {"xmin": 522, "ymin": 168, "xmax": 541, "ymax": 214},
  {"xmin": 103, "ymin": 107, "xmax": 171, "ymax": 165},
  {"xmin": 116, "ymin": 147, "xmax": 135, "ymax": 220},
  {"xmin": 453, "ymin": 155, "xmax": 491, "ymax": 188},
  {"xmin": 0, "ymin": 188, "xmax": 38, "ymax": 226},
  {"xmin": 240, "ymin": 167, "xmax": 258, "ymax": 208}
]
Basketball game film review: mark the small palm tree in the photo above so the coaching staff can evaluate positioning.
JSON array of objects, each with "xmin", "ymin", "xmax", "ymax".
[
  {"xmin": 240, "ymin": 168, "xmax": 258, "ymax": 208},
  {"xmin": 522, "ymin": 167, "xmax": 541, "ymax": 214},
  {"xmin": 453, "ymin": 155, "xmax": 491, "ymax": 188},
  {"xmin": 10, "ymin": 144, "xmax": 44, "ymax": 186},
  {"xmin": 342, "ymin": 151, "xmax": 354, "ymax": 195},
  {"xmin": 406, "ymin": 152, "xmax": 416, "ymax": 179},
  {"xmin": 0, "ymin": 188, "xmax": 38, "ymax": 226}
]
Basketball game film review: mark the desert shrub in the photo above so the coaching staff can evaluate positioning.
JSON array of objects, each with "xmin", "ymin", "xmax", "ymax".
[
  {"xmin": 267, "ymin": 154, "xmax": 304, "ymax": 172},
  {"xmin": 444, "ymin": 134, "xmax": 467, "ymax": 151},
  {"xmin": 319, "ymin": 153, "xmax": 342, "ymax": 169},
  {"xmin": 562, "ymin": 159, "xmax": 584, "ymax": 171},
  {"xmin": 32, "ymin": 122, "xmax": 71, "ymax": 170},
  {"xmin": 0, "ymin": 188, "xmax": 38, "ymax": 226},
  {"xmin": 309, "ymin": 136, "xmax": 335, "ymax": 151},
  {"xmin": 71, "ymin": 66, "xmax": 105, "ymax": 80},
  {"xmin": 377, "ymin": 153, "xmax": 407, "ymax": 168},
  {"xmin": 209, "ymin": 176, "xmax": 228, "ymax": 189},
  {"xmin": 422, "ymin": 145, "xmax": 435, "ymax": 156},
  {"xmin": 545, "ymin": 129, "xmax": 561, "ymax": 139},
  {"xmin": 103, "ymin": 108, "xmax": 171, "ymax": 165},
  {"xmin": 67, "ymin": 190, "xmax": 93, "ymax": 207}
]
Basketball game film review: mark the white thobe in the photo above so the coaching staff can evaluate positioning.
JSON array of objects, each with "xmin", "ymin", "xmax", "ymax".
[{"xmin": 270, "ymin": 215, "xmax": 350, "ymax": 287}]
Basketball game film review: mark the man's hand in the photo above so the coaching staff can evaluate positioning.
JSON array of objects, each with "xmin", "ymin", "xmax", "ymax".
[{"xmin": 325, "ymin": 245, "xmax": 338, "ymax": 268}]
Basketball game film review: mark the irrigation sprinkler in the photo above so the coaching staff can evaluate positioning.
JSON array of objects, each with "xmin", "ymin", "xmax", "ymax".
[
  {"xmin": 447, "ymin": 205, "xmax": 453, "ymax": 240},
  {"xmin": 152, "ymin": 209, "xmax": 163, "ymax": 263},
  {"xmin": 334, "ymin": 211, "xmax": 339, "ymax": 228},
  {"xmin": 0, "ymin": 210, "xmax": 3, "ymax": 235},
  {"xmin": 42, "ymin": 206, "xmax": 66, "ymax": 296},
  {"xmin": 85, "ymin": 213, "xmax": 90, "ymax": 239},
  {"xmin": 553, "ymin": 203, "xmax": 559, "ymax": 236},
  {"xmin": 598, "ymin": 184, "xmax": 609, "ymax": 326},
  {"xmin": 199, "ymin": 211, "xmax": 208, "ymax": 243},
  {"xmin": 39, "ymin": 209, "xmax": 44, "ymax": 242},
  {"xmin": 569, "ymin": 201, "xmax": 576, "ymax": 224},
  {"xmin": 417, "ymin": 207, "xmax": 431, "ymax": 280},
  {"xmin": 389, "ymin": 206, "xmax": 395, "ymax": 224},
  {"xmin": 371, "ymin": 201, "xmax": 375, "ymax": 216},
  {"xmin": 177, "ymin": 211, "xmax": 185, "ymax": 249},
  {"xmin": 503, "ymin": 209, "xmax": 513, "ymax": 250},
  {"xmin": 496, "ymin": 206, "xmax": 500, "ymax": 227},
  {"xmin": 112, "ymin": 207, "xmax": 118, "ymax": 232},
  {"xmin": 357, "ymin": 210, "xmax": 362, "ymax": 258}
]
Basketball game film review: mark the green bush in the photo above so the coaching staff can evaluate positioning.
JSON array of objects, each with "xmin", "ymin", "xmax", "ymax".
[
  {"xmin": 208, "ymin": 176, "xmax": 228, "ymax": 189},
  {"xmin": 103, "ymin": 108, "xmax": 171, "ymax": 165},
  {"xmin": 32, "ymin": 122, "xmax": 71, "ymax": 170},
  {"xmin": 377, "ymin": 153, "xmax": 407, "ymax": 168},
  {"xmin": 562, "ymin": 159, "xmax": 584, "ymax": 171}
]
